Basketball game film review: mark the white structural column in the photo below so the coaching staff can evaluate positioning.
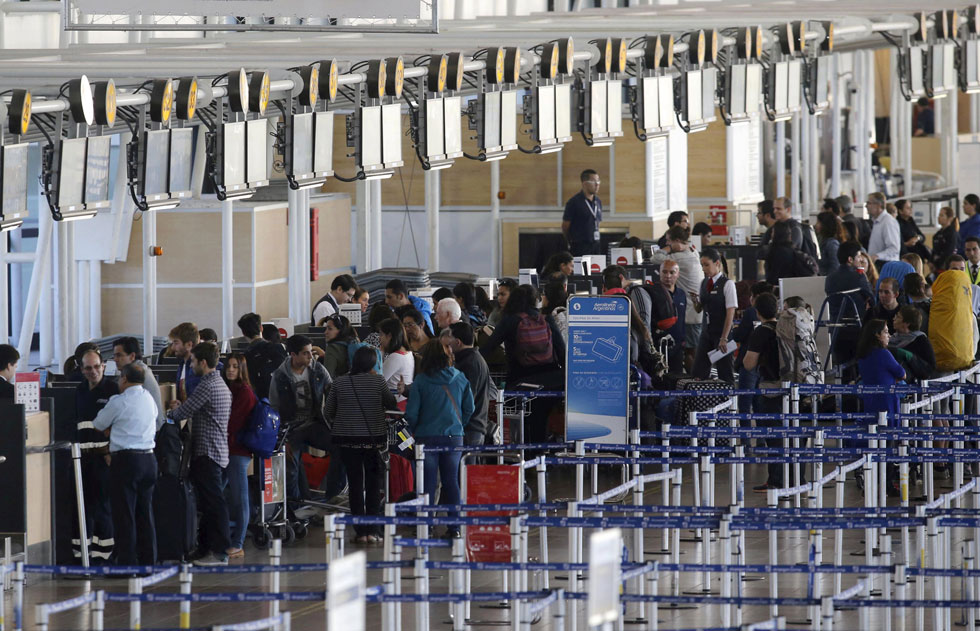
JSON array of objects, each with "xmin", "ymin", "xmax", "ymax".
[
  {"xmin": 77, "ymin": 260, "xmax": 89, "ymax": 345},
  {"xmin": 57, "ymin": 224, "xmax": 71, "ymax": 365},
  {"xmin": 9, "ymin": 231, "xmax": 23, "ymax": 345},
  {"xmin": 89, "ymin": 262, "xmax": 101, "ymax": 340},
  {"xmin": 355, "ymin": 179, "xmax": 370, "ymax": 273},
  {"xmin": 800, "ymin": 110, "xmax": 810, "ymax": 217},
  {"xmin": 221, "ymin": 199, "xmax": 234, "ymax": 344},
  {"xmin": 0, "ymin": 233, "xmax": 7, "ymax": 345},
  {"xmin": 830, "ymin": 54, "xmax": 842, "ymax": 198},
  {"xmin": 941, "ymin": 89, "xmax": 958, "ymax": 190},
  {"xmin": 17, "ymin": 214, "xmax": 53, "ymax": 364},
  {"xmin": 287, "ymin": 185, "xmax": 302, "ymax": 323},
  {"xmin": 809, "ymin": 112, "xmax": 819, "ymax": 211},
  {"xmin": 142, "ymin": 208, "xmax": 158, "ymax": 359},
  {"xmin": 425, "ymin": 169, "xmax": 441, "ymax": 272},
  {"xmin": 775, "ymin": 121, "xmax": 786, "ymax": 198},
  {"xmin": 972, "ymin": 94, "xmax": 980, "ymax": 134},
  {"xmin": 490, "ymin": 161, "xmax": 501, "ymax": 276},
  {"xmin": 371, "ymin": 179, "xmax": 383, "ymax": 270},
  {"xmin": 863, "ymin": 49, "xmax": 877, "ymax": 199},
  {"xmin": 853, "ymin": 51, "xmax": 868, "ymax": 203},
  {"xmin": 644, "ymin": 138, "xmax": 655, "ymax": 217},
  {"xmin": 301, "ymin": 188, "xmax": 311, "ymax": 317},
  {"xmin": 791, "ymin": 114, "xmax": 801, "ymax": 215},
  {"xmin": 39, "ymin": 211, "xmax": 54, "ymax": 367}
]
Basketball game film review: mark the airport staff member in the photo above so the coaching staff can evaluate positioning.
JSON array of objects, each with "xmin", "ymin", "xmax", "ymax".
[
  {"xmin": 92, "ymin": 362, "xmax": 159, "ymax": 566},
  {"xmin": 690, "ymin": 247, "xmax": 737, "ymax": 384},
  {"xmin": 562, "ymin": 169, "xmax": 603, "ymax": 256}
]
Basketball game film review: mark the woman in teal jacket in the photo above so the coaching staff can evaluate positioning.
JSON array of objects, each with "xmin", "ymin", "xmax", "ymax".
[{"xmin": 404, "ymin": 339, "xmax": 475, "ymax": 538}]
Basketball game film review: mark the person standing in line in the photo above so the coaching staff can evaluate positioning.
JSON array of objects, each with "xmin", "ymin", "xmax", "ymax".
[
  {"xmin": 92, "ymin": 362, "xmax": 159, "ymax": 566},
  {"xmin": 867, "ymin": 192, "xmax": 901, "ymax": 266},
  {"xmin": 657, "ymin": 211, "xmax": 690, "ymax": 249},
  {"xmin": 658, "ymin": 260, "xmax": 687, "ymax": 373},
  {"xmin": 690, "ymin": 248, "xmax": 737, "ymax": 384},
  {"xmin": 932, "ymin": 207, "xmax": 959, "ymax": 273},
  {"xmin": 562, "ymin": 169, "xmax": 603, "ymax": 256},
  {"xmin": 169, "ymin": 322, "xmax": 201, "ymax": 400},
  {"xmin": 112, "ymin": 337, "xmax": 165, "ymax": 431},
  {"xmin": 0, "ymin": 344, "xmax": 19, "ymax": 399},
  {"xmin": 961, "ymin": 195, "xmax": 980, "ymax": 252},
  {"xmin": 311, "ymin": 274, "xmax": 357, "ymax": 326},
  {"xmin": 385, "ymin": 280, "xmax": 435, "ymax": 336},
  {"xmin": 166, "ymin": 343, "xmax": 233, "ymax": 567},
  {"xmin": 652, "ymin": 225, "xmax": 705, "ymax": 371},
  {"xmin": 816, "ymin": 211, "xmax": 847, "ymax": 275},
  {"xmin": 238, "ymin": 312, "xmax": 287, "ymax": 401},
  {"xmin": 444, "ymin": 322, "xmax": 492, "ymax": 447},
  {"xmin": 223, "ymin": 353, "xmax": 256, "ymax": 558},
  {"xmin": 378, "ymin": 319, "xmax": 415, "ymax": 405},
  {"xmin": 75, "ymin": 349, "xmax": 119, "ymax": 563}
]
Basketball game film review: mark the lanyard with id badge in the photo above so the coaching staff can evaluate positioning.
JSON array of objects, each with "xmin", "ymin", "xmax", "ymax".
[{"xmin": 585, "ymin": 197, "xmax": 600, "ymax": 241}]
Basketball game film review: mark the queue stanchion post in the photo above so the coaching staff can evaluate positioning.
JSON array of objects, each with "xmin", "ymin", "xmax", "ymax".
[
  {"xmin": 900, "ymin": 404, "xmax": 911, "ymax": 569},
  {"xmin": 92, "ymin": 590, "xmax": 104, "ymax": 631},
  {"xmin": 34, "ymin": 602, "xmax": 47, "ymax": 631},
  {"xmin": 923, "ymin": 381, "xmax": 935, "ymax": 504},
  {"xmin": 415, "ymin": 556, "xmax": 429, "ymax": 631},
  {"xmin": 270, "ymin": 538, "xmax": 282, "ymax": 617},
  {"xmin": 968, "ymin": 539, "xmax": 977, "ymax": 631},
  {"xmin": 929, "ymin": 515, "xmax": 941, "ymax": 631},
  {"xmin": 767, "ymin": 488, "xmax": 779, "ymax": 619},
  {"xmin": 671, "ymin": 469, "xmax": 683, "ymax": 604},
  {"xmin": 451, "ymin": 537, "xmax": 464, "ymax": 631},
  {"xmin": 813, "ymin": 430, "xmax": 825, "ymax": 567},
  {"xmin": 129, "ymin": 575, "xmax": 142, "ymax": 630},
  {"xmin": 382, "ymin": 503, "xmax": 396, "ymax": 631},
  {"xmin": 648, "ymin": 565, "xmax": 659, "ymax": 631},
  {"xmin": 179, "ymin": 563, "xmax": 192, "ymax": 630},
  {"xmin": 863, "ymin": 424, "xmax": 877, "ymax": 595},
  {"xmin": 915, "ymin": 504, "xmax": 926, "ymax": 631},
  {"xmin": 895, "ymin": 563, "xmax": 907, "ymax": 631},
  {"xmin": 720, "ymin": 515, "xmax": 732, "ymax": 629},
  {"xmin": 782, "ymin": 382, "xmax": 791, "ymax": 508},
  {"xmin": 567, "ymin": 500, "xmax": 579, "ymax": 631},
  {"xmin": 960, "ymin": 539, "xmax": 971, "ymax": 630},
  {"xmin": 689, "ymin": 412, "xmax": 701, "ymax": 537},
  {"xmin": 658, "ymin": 425, "xmax": 670, "ymax": 556},
  {"xmin": 537, "ymin": 456, "xmax": 550, "ymax": 590},
  {"xmin": 882, "ymin": 535, "xmax": 892, "ymax": 631},
  {"xmin": 834, "ymin": 464, "xmax": 844, "ymax": 597},
  {"xmin": 955, "ymin": 386, "xmax": 965, "ymax": 503},
  {"xmin": 878, "ymin": 412, "xmax": 888, "ymax": 563},
  {"xmin": 791, "ymin": 384, "xmax": 801, "ymax": 503},
  {"xmin": 13, "ymin": 562, "xmax": 23, "ymax": 631},
  {"xmin": 628, "ymin": 471, "xmax": 645, "ymax": 624},
  {"xmin": 510, "ymin": 515, "xmax": 522, "ymax": 631},
  {"xmin": 821, "ymin": 596, "xmax": 834, "ymax": 631},
  {"xmin": 70, "ymin": 442, "xmax": 91, "ymax": 568}
]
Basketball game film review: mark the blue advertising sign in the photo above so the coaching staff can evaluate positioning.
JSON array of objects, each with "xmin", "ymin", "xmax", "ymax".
[{"xmin": 565, "ymin": 295, "xmax": 631, "ymax": 443}]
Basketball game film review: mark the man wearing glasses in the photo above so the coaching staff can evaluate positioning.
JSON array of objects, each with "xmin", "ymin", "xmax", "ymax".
[
  {"xmin": 311, "ymin": 274, "xmax": 357, "ymax": 326},
  {"xmin": 74, "ymin": 349, "xmax": 119, "ymax": 564},
  {"xmin": 562, "ymin": 169, "xmax": 603, "ymax": 256},
  {"xmin": 866, "ymin": 191, "xmax": 901, "ymax": 268}
]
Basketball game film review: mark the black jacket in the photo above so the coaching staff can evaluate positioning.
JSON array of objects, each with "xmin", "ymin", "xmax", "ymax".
[
  {"xmin": 453, "ymin": 347, "xmax": 491, "ymax": 436},
  {"xmin": 0, "ymin": 377, "xmax": 13, "ymax": 400},
  {"xmin": 243, "ymin": 339, "xmax": 288, "ymax": 400},
  {"xmin": 932, "ymin": 224, "xmax": 959, "ymax": 269}
]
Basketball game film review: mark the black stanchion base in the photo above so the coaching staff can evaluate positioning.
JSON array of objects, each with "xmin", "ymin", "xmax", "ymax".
[
  {"xmin": 477, "ymin": 602, "xmax": 512, "ymax": 610},
  {"xmin": 740, "ymin": 574, "xmax": 766, "ymax": 582},
  {"xmin": 659, "ymin": 603, "xmax": 698, "ymax": 610},
  {"xmin": 786, "ymin": 619, "xmax": 813, "ymax": 626},
  {"xmin": 645, "ymin": 549, "xmax": 685, "ymax": 556},
  {"xmin": 623, "ymin": 617, "xmax": 649, "ymax": 625},
  {"xmin": 464, "ymin": 618, "xmax": 511, "ymax": 626},
  {"xmin": 682, "ymin": 588, "xmax": 718, "ymax": 595}
]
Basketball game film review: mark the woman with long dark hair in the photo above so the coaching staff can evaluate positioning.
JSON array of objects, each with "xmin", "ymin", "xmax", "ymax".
[
  {"xmin": 453, "ymin": 282, "xmax": 488, "ymax": 327},
  {"xmin": 932, "ymin": 206, "xmax": 960, "ymax": 271},
  {"xmin": 325, "ymin": 346, "xmax": 398, "ymax": 544},
  {"xmin": 223, "ymin": 352, "xmax": 257, "ymax": 558},
  {"xmin": 404, "ymin": 340, "xmax": 474, "ymax": 539},
  {"xmin": 856, "ymin": 319, "xmax": 906, "ymax": 426},
  {"xmin": 378, "ymin": 318, "xmax": 414, "ymax": 403},
  {"xmin": 540, "ymin": 280, "xmax": 569, "ymax": 344},
  {"xmin": 816, "ymin": 211, "xmax": 847, "ymax": 275},
  {"xmin": 541, "ymin": 251, "xmax": 574, "ymax": 279},
  {"xmin": 321, "ymin": 314, "xmax": 359, "ymax": 378}
]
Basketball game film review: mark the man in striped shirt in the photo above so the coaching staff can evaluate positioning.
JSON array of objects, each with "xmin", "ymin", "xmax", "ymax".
[
  {"xmin": 167, "ymin": 343, "xmax": 232, "ymax": 566},
  {"xmin": 74, "ymin": 349, "xmax": 119, "ymax": 563}
]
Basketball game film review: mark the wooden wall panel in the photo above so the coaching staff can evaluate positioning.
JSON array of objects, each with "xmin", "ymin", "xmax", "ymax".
[
  {"xmin": 257, "ymin": 283, "xmax": 290, "ymax": 321},
  {"xmin": 687, "ymin": 115, "xmax": 727, "ymax": 199},
  {"xmin": 102, "ymin": 222, "xmax": 143, "ymax": 284},
  {"xmin": 156, "ymin": 213, "xmax": 220, "ymax": 284},
  {"xmin": 253, "ymin": 207, "xmax": 288, "ymax": 283},
  {"xmin": 561, "ymin": 135, "xmax": 611, "ymax": 207},
  {"xmin": 499, "ymin": 141, "xmax": 559, "ymax": 208},
  {"xmin": 310, "ymin": 195, "xmax": 354, "ymax": 303},
  {"xmin": 613, "ymin": 134, "xmax": 646, "ymax": 213},
  {"xmin": 442, "ymin": 150, "xmax": 492, "ymax": 206}
]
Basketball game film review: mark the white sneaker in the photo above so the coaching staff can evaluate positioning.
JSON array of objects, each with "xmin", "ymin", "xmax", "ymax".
[{"xmin": 193, "ymin": 552, "xmax": 229, "ymax": 567}]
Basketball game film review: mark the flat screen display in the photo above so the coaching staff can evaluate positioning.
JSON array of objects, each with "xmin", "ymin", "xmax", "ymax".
[
  {"xmin": 424, "ymin": 96, "xmax": 445, "ymax": 158},
  {"xmin": 536, "ymin": 85, "xmax": 555, "ymax": 144},
  {"xmin": 685, "ymin": 70, "xmax": 702, "ymax": 122},
  {"xmin": 1, "ymin": 143, "xmax": 29, "ymax": 219},
  {"xmin": 222, "ymin": 121, "xmax": 246, "ymax": 188},
  {"xmin": 58, "ymin": 137, "xmax": 88, "ymax": 209},
  {"xmin": 966, "ymin": 40, "xmax": 980, "ymax": 88},
  {"xmin": 246, "ymin": 119, "xmax": 268, "ymax": 186},
  {"xmin": 787, "ymin": 60, "xmax": 802, "ymax": 110},
  {"xmin": 942, "ymin": 42, "xmax": 957, "ymax": 91},
  {"xmin": 701, "ymin": 68, "xmax": 716, "ymax": 122},
  {"xmin": 443, "ymin": 97, "xmax": 463, "ymax": 156},
  {"xmin": 500, "ymin": 90, "xmax": 517, "ymax": 149},
  {"xmin": 814, "ymin": 56, "xmax": 830, "ymax": 106},
  {"xmin": 85, "ymin": 135, "xmax": 111, "ymax": 208},
  {"xmin": 909, "ymin": 46, "xmax": 924, "ymax": 95},
  {"xmin": 482, "ymin": 92, "xmax": 501, "ymax": 149},
  {"xmin": 590, "ymin": 80, "xmax": 607, "ymax": 135},
  {"xmin": 381, "ymin": 103, "xmax": 403, "ymax": 167},
  {"xmin": 313, "ymin": 111, "xmax": 334, "ymax": 176},
  {"xmin": 774, "ymin": 62, "xmax": 789, "ymax": 112},
  {"xmin": 359, "ymin": 105, "xmax": 382, "ymax": 170},
  {"xmin": 607, "ymin": 80, "xmax": 623, "ymax": 135},
  {"xmin": 169, "ymin": 127, "xmax": 194, "ymax": 198},
  {"xmin": 291, "ymin": 112, "xmax": 314, "ymax": 177},
  {"xmin": 143, "ymin": 129, "xmax": 170, "ymax": 200},
  {"xmin": 746, "ymin": 64, "xmax": 762, "ymax": 114},
  {"xmin": 728, "ymin": 65, "xmax": 747, "ymax": 117}
]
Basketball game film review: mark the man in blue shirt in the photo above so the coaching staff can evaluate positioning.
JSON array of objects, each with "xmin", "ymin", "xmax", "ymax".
[
  {"xmin": 92, "ymin": 363, "xmax": 159, "ymax": 566},
  {"xmin": 169, "ymin": 321, "xmax": 201, "ymax": 400},
  {"xmin": 961, "ymin": 194, "xmax": 980, "ymax": 253},
  {"xmin": 562, "ymin": 169, "xmax": 602, "ymax": 256},
  {"xmin": 825, "ymin": 241, "xmax": 874, "ymax": 381},
  {"xmin": 659, "ymin": 260, "xmax": 686, "ymax": 373}
]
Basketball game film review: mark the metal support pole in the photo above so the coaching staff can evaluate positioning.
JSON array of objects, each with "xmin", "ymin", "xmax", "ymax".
[
  {"xmin": 426, "ymin": 168, "xmax": 441, "ymax": 272},
  {"xmin": 355, "ymin": 178, "xmax": 369, "ymax": 273},
  {"xmin": 644, "ymin": 138, "xmax": 655, "ymax": 218},
  {"xmin": 0, "ymin": 232, "xmax": 8, "ymax": 345},
  {"xmin": 221, "ymin": 199, "xmax": 234, "ymax": 343},
  {"xmin": 776, "ymin": 121, "xmax": 786, "ymax": 198},
  {"xmin": 490, "ymin": 160, "xmax": 501, "ymax": 276},
  {"xmin": 270, "ymin": 538, "xmax": 282, "ymax": 617},
  {"xmin": 287, "ymin": 185, "xmax": 302, "ymax": 321},
  {"xmin": 371, "ymin": 178, "xmax": 382, "ymax": 270},
  {"xmin": 16, "ymin": 214, "xmax": 53, "ymax": 365},
  {"xmin": 799, "ymin": 111, "xmax": 809, "ymax": 218},
  {"xmin": 70, "ymin": 442, "xmax": 90, "ymax": 567},
  {"xmin": 142, "ymin": 206, "xmax": 158, "ymax": 357},
  {"xmin": 179, "ymin": 564, "xmax": 192, "ymax": 629},
  {"xmin": 830, "ymin": 54, "xmax": 842, "ymax": 198}
]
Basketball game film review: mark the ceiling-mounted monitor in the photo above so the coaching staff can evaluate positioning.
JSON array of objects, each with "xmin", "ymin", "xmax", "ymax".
[
  {"xmin": 58, "ymin": 138, "xmax": 88, "ymax": 212},
  {"xmin": 808, "ymin": 56, "xmax": 831, "ymax": 112},
  {"xmin": 141, "ymin": 130, "xmax": 170, "ymax": 203},
  {"xmin": 381, "ymin": 103, "xmax": 403, "ymax": 170},
  {"xmin": 927, "ymin": 42, "xmax": 957, "ymax": 96},
  {"xmin": 639, "ymin": 75, "xmax": 675, "ymax": 136},
  {"xmin": 532, "ymin": 84, "xmax": 573, "ymax": 152},
  {"xmin": 479, "ymin": 90, "xmax": 518, "ymax": 160},
  {"xmin": 907, "ymin": 46, "xmax": 926, "ymax": 98},
  {"xmin": 962, "ymin": 39, "xmax": 980, "ymax": 94},
  {"xmin": 787, "ymin": 60, "xmax": 802, "ymax": 111},
  {"xmin": 1, "ymin": 143, "xmax": 29, "ymax": 231},
  {"xmin": 726, "ymin": 64, "xmax": 763, "ymax": 123},
  {"xmin": 246, "ymin": 119, "xmax": 269, "ymax": 188},
  {"xmin": 289, "ymin": 112, "xmax": 316, "ymax": 185},
  {"xmin": 169, "ymin": 127, "xmax": 194, "ymax": 199},
  {"xmin": 221, "ymin": 121, "xmax": 248, "ymax": 193},
  {"xmin": 84, "ymin": 135, "xmax": 111, "ymax": 210},
  {"xmin": 313, "ymin": 111, "xmax": 334, "ymax": 178},
  {"xmin": 359, "ymin": 105, "xmax": 384, "ymax": 175}
]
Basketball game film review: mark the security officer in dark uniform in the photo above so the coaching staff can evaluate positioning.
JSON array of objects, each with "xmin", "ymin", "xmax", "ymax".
[
  {"xmin": 690, "ymin": 247, "xmax": 738, "ymax": 384},
  {"xmin": 74, "ymin": 349, "xmax": 119, "ymax": 563},
  {"xmin": 562, "ymin": 169, "xmax": 602, "ymax": 256}
]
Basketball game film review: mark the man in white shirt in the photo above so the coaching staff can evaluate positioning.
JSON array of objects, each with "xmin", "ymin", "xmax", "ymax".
[
  {"xmin": 690, "ymin": 247, "xmax": 738, "ymax": 384},
  {"xmin": 311, "ymin": 274, "xmax": 357, "ymax": 326},
  {"xmin": 92, "ymin": 363, "xmax": 159, "ymax": 566},
  {"xmin": 866, "ymin": 192, "xmax": 901, "ymax": 265}
]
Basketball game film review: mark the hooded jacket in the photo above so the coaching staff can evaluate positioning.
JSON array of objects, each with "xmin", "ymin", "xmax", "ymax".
[
  {"xmin": 404, "ymin": 367, "xmax": 474, "ymax": 438},
  {"xmin": 269, "ymin": 358, "xmax": 332, "ymax": 426},
  {"xmin": 407, "ymin": 295, "xmax": 436, "ymax": 335}
]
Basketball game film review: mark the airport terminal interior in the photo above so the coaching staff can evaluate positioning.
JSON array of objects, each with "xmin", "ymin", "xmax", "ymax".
[{"xmin": 8, "ymin": 0, "xmax": 980, "ymax": 630}]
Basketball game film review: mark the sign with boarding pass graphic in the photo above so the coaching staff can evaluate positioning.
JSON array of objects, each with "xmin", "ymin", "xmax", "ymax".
[
  {"xmin": 15, "ymin": 372, "xmax": 40, "ymax": 413},
  {"xmin": 565, "ymin": 295, "xmax": 631, "ymax": 444}
]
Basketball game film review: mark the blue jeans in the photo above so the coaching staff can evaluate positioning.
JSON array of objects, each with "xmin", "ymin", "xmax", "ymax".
[
  {"xmin": 419, "ymin": 436, "xmax": 464, "ymax": 533},
  {"xmin": 226, "ymin": 455, "xmax": 251, "ymax": 549},
  {"xmin": 738, "ymin": 368, "xmax": 759, "ymax": 414}
]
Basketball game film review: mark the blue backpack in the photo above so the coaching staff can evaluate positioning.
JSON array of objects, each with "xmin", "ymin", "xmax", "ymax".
[{"xmin": 238, "ymin": 398, "xmax": 280, "ymax": 457}]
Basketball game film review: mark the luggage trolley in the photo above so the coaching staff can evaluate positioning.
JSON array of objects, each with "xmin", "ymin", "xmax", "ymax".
[{"xmin": 249, "ymin": 428, "xmax": 308, "ymax": 548}]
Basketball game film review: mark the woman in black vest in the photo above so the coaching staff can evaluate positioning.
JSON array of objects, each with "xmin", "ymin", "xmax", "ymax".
[{"xmin": 690, "ymin": 247, "xmax": 737, "ymax": 384}]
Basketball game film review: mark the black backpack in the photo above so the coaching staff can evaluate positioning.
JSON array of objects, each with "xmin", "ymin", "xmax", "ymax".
[
  {"xmin": 792, "ymin": 250, "xmax": 819, "ymax": 277},
  {"xmin": 244, "ymin": 341, "xmax": 286, "ymax": 400},
  {"xmin": 629, "ymin": 282, "xmax": 678, "ymax": 331}
]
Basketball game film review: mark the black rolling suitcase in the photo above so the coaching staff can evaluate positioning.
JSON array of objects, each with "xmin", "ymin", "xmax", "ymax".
[{"xmin": 154, "ymin": 474, "xmax": 197, "ymax": 562}]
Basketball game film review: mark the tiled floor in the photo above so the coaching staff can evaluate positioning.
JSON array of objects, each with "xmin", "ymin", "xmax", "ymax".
[{"xmin": 6, "ymin": 459, "xmax": 971, "ymax": 630}]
